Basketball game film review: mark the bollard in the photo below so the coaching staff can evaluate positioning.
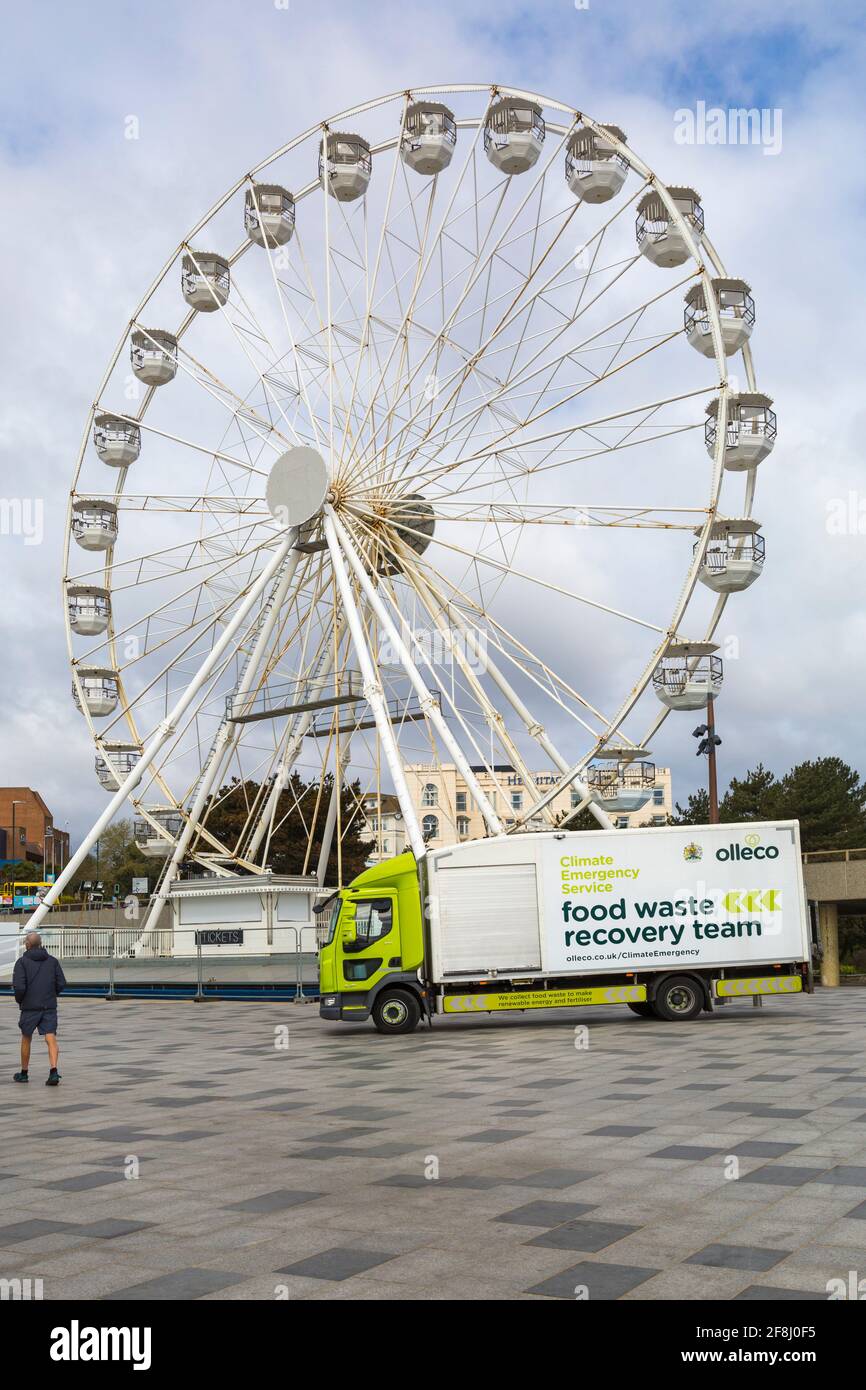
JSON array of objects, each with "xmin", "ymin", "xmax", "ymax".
[
  {"xmin": 105, "ymin": 906, "xmax": 118, "ymax": 1000},
  {"xmin": 193, "ymin": 938, "xmax": 205, "ymax": 1002},
  {"xmin": 105, "ymin": 932, "xmax": 117, "ymax": 1001}
]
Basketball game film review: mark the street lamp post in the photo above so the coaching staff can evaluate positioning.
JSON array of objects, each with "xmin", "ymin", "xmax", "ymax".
[
  {"xmin": 10, "ymin": 799, "xmax": 25, "ymax": 866},
  {"xmin": 693, "ymin": 702, "xmax": 722, "ymax": 824}
]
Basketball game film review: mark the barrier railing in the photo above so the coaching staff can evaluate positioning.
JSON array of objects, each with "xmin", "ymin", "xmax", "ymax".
[
  {"xmin": 0, "ymin": 922, "xmax": 317, "ymax": 1001},
  {"xmin": 802, "ymin": 847, "xmax": 866, "ymax": 864}
]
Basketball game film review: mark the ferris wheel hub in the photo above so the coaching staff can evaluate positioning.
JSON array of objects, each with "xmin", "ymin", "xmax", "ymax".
[{"xmin": 265, "ymin": 445, "xmax": 329, "ymax": 529}]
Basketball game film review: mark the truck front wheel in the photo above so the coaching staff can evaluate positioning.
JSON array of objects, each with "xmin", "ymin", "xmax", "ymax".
[
  {"xmin": 651, "ymin": 976, "xmax": 704, "ymax": 1022},
  {"xmin": 372, "ymin": 990, "xmax": 421, "ymax": 1035}
]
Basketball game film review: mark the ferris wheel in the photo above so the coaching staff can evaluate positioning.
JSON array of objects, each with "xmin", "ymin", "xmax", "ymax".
[{"xmin": 39, "ymin": 83, "xmax": 775, "ymax": 938}]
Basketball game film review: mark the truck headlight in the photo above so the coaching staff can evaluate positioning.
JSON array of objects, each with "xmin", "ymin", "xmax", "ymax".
[{"xmin": 322, "ymin": 995, "xmax": 338, "ymax": 1007}]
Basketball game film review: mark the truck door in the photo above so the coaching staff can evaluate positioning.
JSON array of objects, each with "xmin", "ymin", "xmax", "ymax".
[{"xmin": 339, "ymin": 894, "xmax": 400, "ymax": 992}]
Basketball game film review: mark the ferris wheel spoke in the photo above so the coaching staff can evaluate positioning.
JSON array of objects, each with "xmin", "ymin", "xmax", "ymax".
[
  {"xmin": 92, "ymin": 413, "xmax": 269, "ymax": 481},
  {"xmin": 245, "ymin": 182, "xmax": 325, "ymax": 452},
  {"xmin": 347, "ymin": 178, "xmax": 646, "ymax": 493},
  {"xmin": 367, "ymin": 502, "xmax": 664, "ymax": 633},
  {"xmin": 392, "ymin": 556, "xmax": 560, "ymax": 824},
  {"xmin": 343, "ymin": 503, "xmax": 612, "ymax": 825},
  {"xmin": 330, "ymin": 115, "xmax": 494, "ymax": 480},
  {"xmin": 336, "ymin": 98, "xmax": 414, "ymax": 466},
  {"xmin": 95, "ymin": 536, "xmax": 296, "ymax": 744},
  {"xmin": 406, "ymin": 549, "xmax": 617, "ymax": 746},
  {"xmin": 395, "ymin": 552, "xmax": 613, "ymax": 827},
  {"xmin": 131, "ymin": 324, "xmax": 293, "ymax": 458},
  {"xmin": 413, "ymin": 389, "xmax": 713, "ymax": 502},
  {"xmin": 375, "ymin": 268, "xmax": 694, "ymax": 498},
  {"xmin": 329, "ymin": 506, "xmax": 505, "ymax": 835}
]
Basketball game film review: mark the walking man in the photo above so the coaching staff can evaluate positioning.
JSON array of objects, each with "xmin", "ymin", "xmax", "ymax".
[{"xmin": 12, "ymin": 932, "xmax": 66, "ymax": 1086}]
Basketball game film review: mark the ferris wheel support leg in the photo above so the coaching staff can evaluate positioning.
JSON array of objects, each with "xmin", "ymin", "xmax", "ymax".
[
  {"xmin": 315, "ymin": 767, "xmax": 342, "ymax": 887},
  {"xmin": 323, "ymin": 512, "xmax": 427, "ymax": 861},
  {"xmin": 244, "ymin": 623, "xmax": 346, "ymax": 865},
  {"xmin": 409, "ymin": 567, "xmax": 612, "ymax": 829},
  {"xmin": 408, "ymin": 572, "xmax": 556, "ymax": 824},
  {"xmin": 326, "ymin": 507, "xmax": 505, "ymax": 839},
  {"xmin": 454, "ymin": 621, "xmax": 615, "ymax": 832},
  {"xmin": 23, "ymin": 535, "xmax": 297, "ymax": 943},
  {"xmin": 136, "ymin": 546, "xmax": 302, "ymax": 948}
]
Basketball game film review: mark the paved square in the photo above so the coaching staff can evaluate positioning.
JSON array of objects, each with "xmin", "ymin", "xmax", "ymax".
[{"xmin": 2, "ymin": 989, "xmax": 866, "ymax": 1300}]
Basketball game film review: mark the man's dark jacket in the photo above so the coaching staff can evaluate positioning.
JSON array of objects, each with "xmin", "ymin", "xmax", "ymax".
[{"xmin": 12, "ymin": 948, "xmax": 66, "ymax": 1011}]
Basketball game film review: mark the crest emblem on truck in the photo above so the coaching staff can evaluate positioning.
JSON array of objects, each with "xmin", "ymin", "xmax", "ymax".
[{"xmin": 683, "ymin": 841, "xmax": 703, "ymax": 861}]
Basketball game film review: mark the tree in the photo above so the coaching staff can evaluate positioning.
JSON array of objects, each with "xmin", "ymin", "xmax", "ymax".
[
  {"xmin": 199, "ymin": 774, "xmax": 373, "ymax": 883},
  {"xmin": 720, "ymin": 763, "xmax": 778, "ymax": 822},
  {"xmin": 555, "ymin": 805, "xmax": 602, "ymax": 832},
  {"xmin": 65, "ymin": 820, "xmax": 150, "ymax": 898},
  {"xmin": 771, "ymin": 758, "xmax": 866, "ymax": 852},
  {"xmin": 670, "ymin": 788, "xmax": 710, "ymax": 825},
  {"xmin": 673, "ymin": 756, "xmax": 866, "ymax": 851},
  {"xmin": 7, "ymin": 861, "xmax": 47, "ymax": 884}
]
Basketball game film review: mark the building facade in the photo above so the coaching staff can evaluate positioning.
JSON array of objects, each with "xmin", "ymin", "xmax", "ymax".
[
  {"xmin": 361, "ymin": 764, "xmax": 673, "ymax": 859},
  {"xmin": 359, "ymin": 793, "xmax": 405, "ymax": 862},
  {"xmin": 0, "ymin": 788, "xmax": 70, "ymax": 873}
]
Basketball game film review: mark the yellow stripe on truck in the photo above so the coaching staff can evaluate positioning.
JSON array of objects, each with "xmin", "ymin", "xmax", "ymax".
[
  {"xmin": 442, "ymin": 984, "xmax": 647, "ymax": 1014},
  {"xmin": 715, "ymin": 975, "xmax": 803, "ymax": 998}
]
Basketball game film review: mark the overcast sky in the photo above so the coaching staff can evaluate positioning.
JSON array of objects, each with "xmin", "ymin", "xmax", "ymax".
[{"xmin": 1, "ymin": 0, "xmax": 864, "ymax": 849}]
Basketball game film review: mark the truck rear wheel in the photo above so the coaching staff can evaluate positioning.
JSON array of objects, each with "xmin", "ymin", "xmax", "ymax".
[
  {"xmin": 651, "ymin": 976, "xmax": 704, "ymax": 1022},
  {"xmin": 627, "ymin": 1001, "xmax": 655, "ymax": 1018},
  {"xmin": 372, "ymin": 990, "xmax": 421, "ymax": 1035}
]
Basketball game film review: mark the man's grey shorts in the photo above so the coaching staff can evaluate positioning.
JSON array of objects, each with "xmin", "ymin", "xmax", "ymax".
[{"xmin": 19, "ymin": 1009, "xmax": 58, "ymax": 1037}]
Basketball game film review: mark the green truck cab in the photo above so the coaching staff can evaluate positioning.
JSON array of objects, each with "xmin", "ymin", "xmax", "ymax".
[{"xmin": 318, "ymin": 852, "xmax": 426, "ymax": 1033}]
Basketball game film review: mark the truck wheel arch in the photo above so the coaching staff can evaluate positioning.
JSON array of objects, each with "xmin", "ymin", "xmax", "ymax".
[
  {"xmin": 371, "ymin": 988, "xmax": 422, "ymax": 1035},
  {"xmin": 648, "ymin": 973, "xmax": 709, "ymax": 1020}
]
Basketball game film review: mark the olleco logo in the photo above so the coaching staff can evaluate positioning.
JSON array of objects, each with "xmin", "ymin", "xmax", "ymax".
[
  {"xmin": 50, "ymin": 1322, "xmax": 151, "ymax": 1371},
  {"xmin": 715, "ymin": 835, "xmax": 779, "ymax": 861}
]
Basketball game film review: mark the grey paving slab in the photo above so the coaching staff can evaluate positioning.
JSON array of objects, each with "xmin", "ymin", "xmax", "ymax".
[
  {"xmin": 102, "ymin": 1267, "xmax": 247, "ymax": 1300},
  {"xmin": 275, "ymin": 1247, "xmax": 399, "ymax": 1280},
  {"xmin": 685, "ymin": 1243, "xmax": 790, "ymax": 1271},
  {"xmin": 527, "ymin": 1219, "xmax": 641, "ymax": 1252},
  {"xmin": 507, "ymin": 1169, "xmax": 599, "ymax": 1189},
  {"xmin": 77, "ymin": 1219, "xmax": 157, "ymax": 1239},
  {"xmin": 224, "ymin": 1189, "xmax": 324, "ymax": 1213},
  {"xmin": 588, "ymin": 1124, "xmax": 655, "ymax": 1137},
  {"xmin": 731, "ymin": 1141, "xmax": 800, "ymax": 1157},
  {"xmin": 457, "ymin": 1130, "xmax": 529, "ymax": 1143},
  {"xmin": 526, "ymin": 1259, "xmax": 659, "ymax": 1299},
  {"xmin": 0, "ymin": 1219, "xmax": 77, "ymax": 1246},
  {"xmin": 43, "ymin": 1172, "xmax": 127, "ymax": 1191},
  {"xmin": 739, "ymin": 1166, "xmax": 830, "ymax": 1187},
  {"xmin": 734, "ymin": 1285, "xmax": 827, "ymax": 1301},
  {"xmin": 494, "ymin": 1200, "xmax": 597, "ymax": 1227},
  {"xmin": 651, "ymin": 1145, "xmax": 724, "ymax": 1160}
]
